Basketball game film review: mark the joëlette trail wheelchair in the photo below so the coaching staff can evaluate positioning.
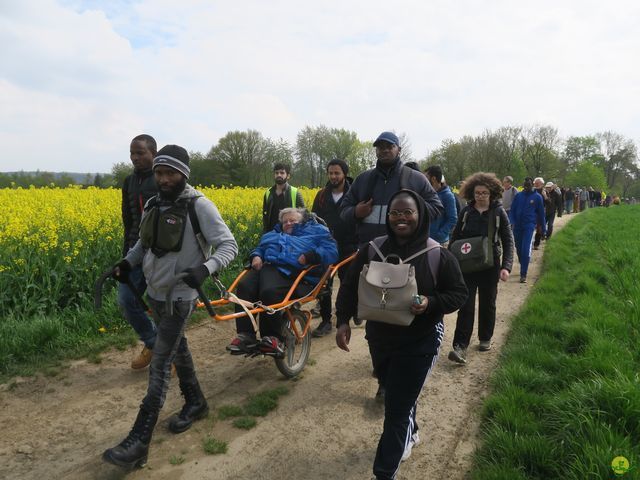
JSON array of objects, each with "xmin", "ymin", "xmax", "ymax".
[{"xmin": 95, "ymin": 254, "xmax": 355, "ymax": 378}]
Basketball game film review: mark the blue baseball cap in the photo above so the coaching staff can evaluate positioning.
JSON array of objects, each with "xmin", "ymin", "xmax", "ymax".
[{"xmin": 373, "ymin": 131, "xmax": 400, "ymax": 147}]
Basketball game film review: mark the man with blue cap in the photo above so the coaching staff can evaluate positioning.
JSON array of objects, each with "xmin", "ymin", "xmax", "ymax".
[{"xmin": 340, "ymin": 131, "xmax": 443, "ymax": 247}]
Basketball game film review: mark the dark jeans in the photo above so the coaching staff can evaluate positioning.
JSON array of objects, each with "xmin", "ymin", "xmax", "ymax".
[
  {"xmin": 234, "ymin": 264, "xmax": 310, "ymax": 339},
  {"xmin": 545, "ymin": 211, "xmax": 557, "ymax": 238},
  {"xmin": 318, "ymin": 246, "xmax": 355, "ymax": 323},
  {"xmin": 535, "ymin": 212, "xmax": 556, "ymax": 245},
  {"xmin": 453, "ymin": 266, "xmax": 499, "ymax": 348},
  {"xmin": 142, "ymin": 297, "xmax": 196, "ymax": 415},
  {"xmin": 369, "ymin": 325, "xmax": 443, "ymax": 480},
  {"xmin": 117, "ymin": 265, "xmax": 157, "ymax": 349}
]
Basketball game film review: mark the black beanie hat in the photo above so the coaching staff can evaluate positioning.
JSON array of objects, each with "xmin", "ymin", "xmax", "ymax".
[{"xmin": 153, "ymin": 144, "xmax": 190, "ymax": 179}]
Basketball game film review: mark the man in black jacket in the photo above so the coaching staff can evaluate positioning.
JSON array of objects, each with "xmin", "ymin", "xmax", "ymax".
[
  {"xmin": 310, "ymin": 159, "xmax": 357, "ymax": 337},
  {"xmin": 339, "ymin": 131, "xmax": 443, "ymax": 245},
  {"xmin": 119, "ymin": 134, "xmax": 158, "ymax": 369},
  {"xmin": 544, "ymin": 181, "xmax": 563, "ymax": 239}
]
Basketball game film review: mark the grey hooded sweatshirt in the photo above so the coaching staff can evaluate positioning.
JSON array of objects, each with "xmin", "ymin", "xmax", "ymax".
[{"xmin": 125, "ymin": 185, "xmax": 238, "ymax": 302}]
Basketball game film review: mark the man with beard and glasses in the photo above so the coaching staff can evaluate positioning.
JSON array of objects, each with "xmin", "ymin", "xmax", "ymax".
[
  {"xmin": 310, "ymin": 159, "xmax": 358, "ymax": 337},
  {"xmin": 103, "ymin": 145, "xmax": 238, "ymax": 470},
  {"xmin": 120, "ymin": 134, "xmax": 159, "ymax": 369},
  {"xmin": 262, "ymin": 162, "xmax": 305, "ymax": 233}
]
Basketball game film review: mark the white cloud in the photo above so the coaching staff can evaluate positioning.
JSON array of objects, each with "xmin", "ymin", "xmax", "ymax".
[{"xmin": 1, "ymin": 0, "xmax": 639, "ymax": 172}]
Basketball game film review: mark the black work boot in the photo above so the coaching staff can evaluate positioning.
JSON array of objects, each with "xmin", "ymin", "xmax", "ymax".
[
  {"xmin": 168, "ymin": 380, "xmax": 209, "ymax": 433},
  {"xmin": 103, "ymin": 406, "xmax": 158, "ymax": 469}
]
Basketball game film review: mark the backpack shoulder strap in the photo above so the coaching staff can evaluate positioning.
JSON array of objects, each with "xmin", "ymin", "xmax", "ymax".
[
  {"xmin": 460, "ymin": 209, "xmax": 468, "ymax": 232},
  {"xmin": 187, "ymin": 197, "xmax": 201, "ymax": 236},
  {"xmin": 401, "ymin": 238, "xmax": 442, "ymax": 286},
  {"xmin": 399, "ymin": 164, "xmax": 411, "ymax": 190},
  {"xmin": 367, "ymin": 235, "xmax": 388, "ymax": 261},
  {"xmin": 187, "ymin": 197, "xmax": 209, "ymax": 257},
  {"xmin": 143, "ymin": 195, "xmax": 158, "ymax": 211}
]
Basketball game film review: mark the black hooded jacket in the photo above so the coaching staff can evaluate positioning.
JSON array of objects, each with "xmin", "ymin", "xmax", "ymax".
[
  {"xmin": 335, "ymin": 189, "xmax": 468, "ymax": 352},
  {"xmin": 311, "ymin": 178, "xmax": 357, "ymax": 251},
  {"xmin": 122, "ymin": 168, "xmax": 158, "ymax": 256}
]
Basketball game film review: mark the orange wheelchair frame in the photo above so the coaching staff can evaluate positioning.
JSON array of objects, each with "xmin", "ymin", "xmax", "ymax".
[{"xmin": 182, "ymin": 253, "xmax": 355, "ymax": 378}]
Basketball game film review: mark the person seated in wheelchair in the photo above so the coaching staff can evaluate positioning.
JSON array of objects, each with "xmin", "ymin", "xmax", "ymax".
[{"xmin": 226, "ymin": 207, "xmax": 338, "ymax": 356}]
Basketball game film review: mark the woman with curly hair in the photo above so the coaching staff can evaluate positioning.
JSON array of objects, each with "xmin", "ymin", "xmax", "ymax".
[{"xmin": 447, "ymin": 172, "xmax": 514, "ymax": 364}]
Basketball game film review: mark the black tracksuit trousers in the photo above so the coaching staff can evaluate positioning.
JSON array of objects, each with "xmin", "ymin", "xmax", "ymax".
[
  {"xmin": 453, "ymin": 266, "xmax": 499, "ymax": 348},
  {"xmin": 369, "ymin": 323, "xmax": 443, "ymax": 480}
]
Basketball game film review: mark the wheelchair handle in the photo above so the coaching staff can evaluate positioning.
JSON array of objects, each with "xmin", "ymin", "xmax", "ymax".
[
  {"xmin": 94, "ymin": 268, "xmax": 149, "ymax": 312},
  {"xmin": 166, "ymin": 272, "xmax": 216, "ymax": 317}
]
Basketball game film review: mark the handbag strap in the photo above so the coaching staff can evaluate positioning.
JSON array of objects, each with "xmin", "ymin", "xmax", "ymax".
[{"xmin": 367, "ymin": 236, "xmax": 441, "ymax": 286}]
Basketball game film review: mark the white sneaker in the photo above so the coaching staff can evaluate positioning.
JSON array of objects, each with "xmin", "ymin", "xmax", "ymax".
[{"xmin": 401, "ymin": 432, "xmax": 420, "ymax": 461}]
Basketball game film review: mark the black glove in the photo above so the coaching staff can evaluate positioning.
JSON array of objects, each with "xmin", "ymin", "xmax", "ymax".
[
  {"xmin": 303, "ymin": 251, "xmax": 321, "ymax": 265},
  {"xmin": 112, "ymin": 259, "xmax": 131, "ymax": 283},
  {"xmin": 183, "ymin": 264, "xmax": 210, "ymax": 289}
]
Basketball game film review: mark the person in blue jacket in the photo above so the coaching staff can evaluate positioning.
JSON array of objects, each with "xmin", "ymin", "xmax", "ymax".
[
  {"xmin": 227, "ymin": 208, "xmax": 338, "ymax": 356},
  {"xmin": 509, "ymin": 177, "xmax": 546, "ymax": 283},
  {"xmin": 425, "ymin": 165, "xmax": 458, "ymax": 245}
]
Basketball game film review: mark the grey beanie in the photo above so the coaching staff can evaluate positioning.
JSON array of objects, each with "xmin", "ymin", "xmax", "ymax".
[{"xmin": 153, "ymin": 144, "xmax": 190, "ymax": 179}]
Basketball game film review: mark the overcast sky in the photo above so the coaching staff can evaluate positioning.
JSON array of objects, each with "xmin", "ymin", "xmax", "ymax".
[{"xmin": 1, "ymin": 0, "xmax": 639, "ymax": 173}]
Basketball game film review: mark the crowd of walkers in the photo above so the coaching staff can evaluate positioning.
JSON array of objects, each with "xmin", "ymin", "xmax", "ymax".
[{"xmin": 105, "ymin": 131, "xmax": 615, "ymax": 480}]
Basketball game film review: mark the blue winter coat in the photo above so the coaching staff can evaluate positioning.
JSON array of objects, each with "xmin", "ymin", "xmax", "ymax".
[
  {"xmin": 251, "ymin": 219, "xmax": 338, "ymax": 284},
  {"xmin": 429, "ymin": 185, "xmax": 458, "ymax": 243}
]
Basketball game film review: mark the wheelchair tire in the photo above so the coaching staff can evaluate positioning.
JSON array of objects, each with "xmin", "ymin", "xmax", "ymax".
[{"xmin": 275, "ymin": 309, "xmax": 311, "ymax": 378}]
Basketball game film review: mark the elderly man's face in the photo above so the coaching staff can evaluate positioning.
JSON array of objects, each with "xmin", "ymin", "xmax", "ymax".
[
  {"xmin": 375, "ymin": 141, "xmax": 401, "ymax": 166},
  {"xmin": 534, "ymin": 179, "xmax": 544, "ymax": 189}
]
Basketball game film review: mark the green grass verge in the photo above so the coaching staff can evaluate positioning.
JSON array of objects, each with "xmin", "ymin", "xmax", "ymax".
[{"xmin": 473, "ymin": 206, "xmax": 640, "ymax": 479}]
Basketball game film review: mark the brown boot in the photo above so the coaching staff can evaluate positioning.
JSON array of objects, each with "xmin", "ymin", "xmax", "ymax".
[{"xmin": 131, "ymin": 346, "xmax": 152, "ymax": 370}]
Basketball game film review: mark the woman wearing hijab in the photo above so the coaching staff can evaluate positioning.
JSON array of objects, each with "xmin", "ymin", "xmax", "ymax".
[{"xmin": 335, "ymin": 189, "xmax": 467, "ymax": 480}]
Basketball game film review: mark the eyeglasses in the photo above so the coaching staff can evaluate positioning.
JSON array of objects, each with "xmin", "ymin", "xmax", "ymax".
[
  {"xmin": 388, "ymin": 208, "xmax": 417, "ymax": 218},
  {"xmin": 474, "ymin": 191, "xmax": 490, "ymax": 197}
]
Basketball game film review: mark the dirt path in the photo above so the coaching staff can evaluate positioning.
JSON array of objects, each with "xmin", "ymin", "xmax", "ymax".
[{"xmin": 1, "ymin": 215, "xmax": 572, "ymax": 480}]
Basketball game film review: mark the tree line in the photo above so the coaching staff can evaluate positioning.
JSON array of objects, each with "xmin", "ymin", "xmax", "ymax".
[{"xmin": 2, "ymin": 124, "xmax": 638, "ymax": 197}]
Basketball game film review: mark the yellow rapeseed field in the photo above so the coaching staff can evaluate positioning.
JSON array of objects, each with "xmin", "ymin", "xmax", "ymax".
[{"xmin": 0, "ymin": 186, "xmax": 318, "ymax": 317}]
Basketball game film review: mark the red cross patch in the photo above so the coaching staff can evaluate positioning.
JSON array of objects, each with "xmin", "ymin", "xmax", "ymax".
[{"xmin": 461, "ymin": 242, "xmax": 472, "ymax": 254}]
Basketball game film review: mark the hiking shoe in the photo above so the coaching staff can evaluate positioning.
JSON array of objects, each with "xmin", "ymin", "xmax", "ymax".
[
  {"xmin": 226, "ymin": 334, "xmax": 257, "ymax": 354},
  {"xmin": 448, "ymin": 345, "xmax": 467, "ymax": 364},
  {"xmin": 353, "ymin": 317, "xmax": 363, "ymax": 326},
  {"xmin": 310, "ymin": 305, "xmax": 321, "ymax": 317},
  {"xmin": 375, "ymin": 384, "xmax": 386, "ymax": 403},
  {"xmin": 520, "ymin": 276, "xmax": 527, "ymax": 284},
  {"xmin": 478, "ymin": 340, "xmax": 492, "ymax": 351},
  {"xmin": 131, "ymin": 346, "xmax": 152, "ymax": 370},
  {"xmin": 401, "ymin": 432, "xmax": 421, "ymax": 462},
  {"xmin": 258, "ymin": 336, "xmax": 285, "ymax": 357},
  {"xmin": 311, "ymin": 321, "xmax": 332, "ymax": 338}
]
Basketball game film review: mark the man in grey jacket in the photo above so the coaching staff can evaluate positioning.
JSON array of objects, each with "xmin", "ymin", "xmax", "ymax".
[{"xmin": 103, "ymin": 144, "xmax": 238, "ymax": 470}]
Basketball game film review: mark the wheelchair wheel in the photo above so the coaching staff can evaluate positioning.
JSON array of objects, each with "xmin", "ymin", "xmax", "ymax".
[{"xmin": 275, "ymin": 309, "xmax": 311, "ymax": 378}]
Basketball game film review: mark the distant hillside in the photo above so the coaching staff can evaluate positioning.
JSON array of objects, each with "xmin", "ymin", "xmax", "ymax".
[{"xmin": 4, "ymin": 171, "xmax": 107, "ymax": 183}]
